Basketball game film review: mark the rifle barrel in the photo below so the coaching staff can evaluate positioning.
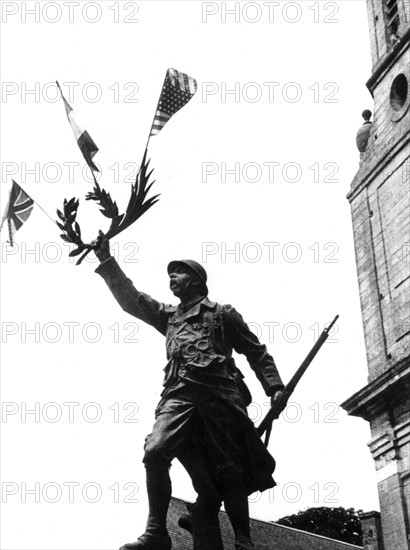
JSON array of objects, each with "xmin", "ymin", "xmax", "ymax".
[
  {"xmin": 286, "ymin": 314, "xmax": 339, "ymax": 393},
  {"xmin": 257, "ymin": 314, "xmax": 339, "ymax": 441}
]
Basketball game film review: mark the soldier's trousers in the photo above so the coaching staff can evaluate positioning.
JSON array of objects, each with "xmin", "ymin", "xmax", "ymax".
[
  {"xmin": 144, "ymin": 383, "xmax": 249, "ymax": 549},
  {"xmin": 144, "ymin": 382, "xmax": 276, "ymax": 495},
  {"xmin": 144, "ymin": 383, "xmax": 248, "ymax": 482}
]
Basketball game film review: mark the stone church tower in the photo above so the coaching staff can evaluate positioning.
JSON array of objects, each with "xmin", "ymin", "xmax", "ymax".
[{"xmin": 341, "ymin": 1, "xmax": 410, "ymax": 550}]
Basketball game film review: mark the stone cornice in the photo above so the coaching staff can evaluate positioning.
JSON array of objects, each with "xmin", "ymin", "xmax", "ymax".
[
  {"xmin": 340, "ymin": 358, "xmax": 410, "ymax": 421},
  {"xmin": 347, "ymin": 132, "xmax": 410, "ymax": 203},
  {"xmin": 366, "ymin": 27, "xmax": 410, "ymax": 95}
]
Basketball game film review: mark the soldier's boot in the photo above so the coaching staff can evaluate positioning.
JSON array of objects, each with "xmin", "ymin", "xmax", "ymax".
[
  {"xmin": 178, "ymin": 500, "xmax": 224, "ymax": 550},
  {"xmin": 119, "ymin": 464, "xmax": 172, "ymax": 550},
  {"xmin": 119, "ymin": 533, "xmax": 171, "ymax": 550},
  {"xmin": 178, "ymin": 502, "xmax": 194, "ymax": 534},
  {"xmin": 193, "ymin": 497, "xmax": 224, "ymax": 550},
  {"xmin": 223, "ymin": 477, "xmax": 254, "ymax": 550}
]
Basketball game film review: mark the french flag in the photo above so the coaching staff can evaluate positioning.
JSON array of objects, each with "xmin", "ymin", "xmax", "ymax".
[{"xmin": 56, "ymin": 80, "xmax": 99, "ymax": 172}]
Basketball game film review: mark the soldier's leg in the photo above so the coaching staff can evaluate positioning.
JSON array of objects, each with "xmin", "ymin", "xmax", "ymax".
[
  {"xmin": 195, "ymin": 392, "xmax": 254, "ymax": 550},
  {"xmin": 178, "ymin": 443, "xmax": 224, "ymax": 550},
  {"xmin": 120, "ymin": 392, "xmax": 195, "ymax": 550},
  {"xmin": 220, "ymin": 472, "xmax": 254, "ymax": 550}
]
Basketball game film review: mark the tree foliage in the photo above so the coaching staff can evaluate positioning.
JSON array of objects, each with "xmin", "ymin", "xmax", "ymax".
[{"xmin": 276, "ymin": 506, "xmax": 363, "ymax": 546}]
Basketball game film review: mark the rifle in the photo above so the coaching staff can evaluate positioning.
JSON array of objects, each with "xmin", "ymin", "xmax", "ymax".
[{"xmin": 257, "ymin": 315, "xmax": 339, "ymax": 447}]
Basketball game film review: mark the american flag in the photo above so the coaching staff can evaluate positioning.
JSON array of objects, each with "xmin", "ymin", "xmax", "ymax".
[
  {"xmin": 56, "ymin": 81, "xmax": 100, "ymax": 172},
  {"xmin": 0, "ymin": 181, "xmax": 34, "ymax": 246},
  {"xmin": 150, "ymin": 68, "xmax": 197, "ymax": 137}
]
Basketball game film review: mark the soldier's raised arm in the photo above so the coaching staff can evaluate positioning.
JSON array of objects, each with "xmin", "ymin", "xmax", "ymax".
[{"xmin": 94, "ymin": 233, "xmax": 168, "ymax": 335}]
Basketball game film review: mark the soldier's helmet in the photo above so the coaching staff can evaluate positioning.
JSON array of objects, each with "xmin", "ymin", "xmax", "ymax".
[{"xmin": 167, "ymin": 259, "xmax": 208, "ymax": 296}]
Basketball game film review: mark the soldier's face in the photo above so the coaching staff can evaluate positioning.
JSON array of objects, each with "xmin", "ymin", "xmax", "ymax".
[{"xmin": 169, "ymin": 266, "xmax": 200, "ymax": 300}]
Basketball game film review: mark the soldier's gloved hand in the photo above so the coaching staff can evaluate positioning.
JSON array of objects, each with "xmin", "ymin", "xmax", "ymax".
[
  {"xmin": 270, "ymin": 389, "xmax": 284, "ymax": 408},
  {"xmin": 92, "ymin": 231, "xmax": 111, "ymax": 262}
]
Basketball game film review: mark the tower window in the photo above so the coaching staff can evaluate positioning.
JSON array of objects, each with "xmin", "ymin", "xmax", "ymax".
[
  {"xmin": 383, "ymin": 0, "xmax": 400, "ymax": 41},
  {"xmin": 390, "ymin": 74, "xmax": 408, "ymax": 111}
]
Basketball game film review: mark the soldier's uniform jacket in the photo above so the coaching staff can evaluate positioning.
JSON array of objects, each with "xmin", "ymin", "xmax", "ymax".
[{"xmin": 96, "ymin": 257, "xmax": 284, "ymax": 400}]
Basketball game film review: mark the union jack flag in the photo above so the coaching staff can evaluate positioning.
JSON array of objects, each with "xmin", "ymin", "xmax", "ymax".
[
  {"xmin": 150, "ymin": 68, "xmax": 197, "ymax": 137},
  {"xmin": 0, "ymin": 181, "xmax": 34, "ymax": 246}
]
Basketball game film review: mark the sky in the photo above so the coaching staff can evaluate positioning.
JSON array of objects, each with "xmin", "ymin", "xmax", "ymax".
[{"xmin": 1, "ymin": 1, "xmax": 380, "ymax": 548}]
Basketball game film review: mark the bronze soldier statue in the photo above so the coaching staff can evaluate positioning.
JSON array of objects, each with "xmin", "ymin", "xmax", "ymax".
[{"xmin": 94, "ymin": 235, "xmax": 284, "ymax": 550}]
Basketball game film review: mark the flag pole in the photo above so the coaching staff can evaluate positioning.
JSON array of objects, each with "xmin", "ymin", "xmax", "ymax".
[
  {"xmin": 31, "ymin": 195, "xmax": 59, "ymax": 227},
  {"xmin": 134, "ymin": 69, "xmax": 168, "ymax": 180},
  {"xmin": 21, "ymin": 183, "xmax": 58, "ymax": 227},
  {"xmin": 0, "ymin": 185, "xmax": 12, "ymax": 232},
  {"xmin": 56, "ymin": 80, "xmax": 69, "ymax": 114},
  {"xmin": 143, "ymin": 68, "xmax": 169, "ymax": 154},
  {"xmin": 0, "ymin": 184, "xmax": 18, "ymax": 246}
]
